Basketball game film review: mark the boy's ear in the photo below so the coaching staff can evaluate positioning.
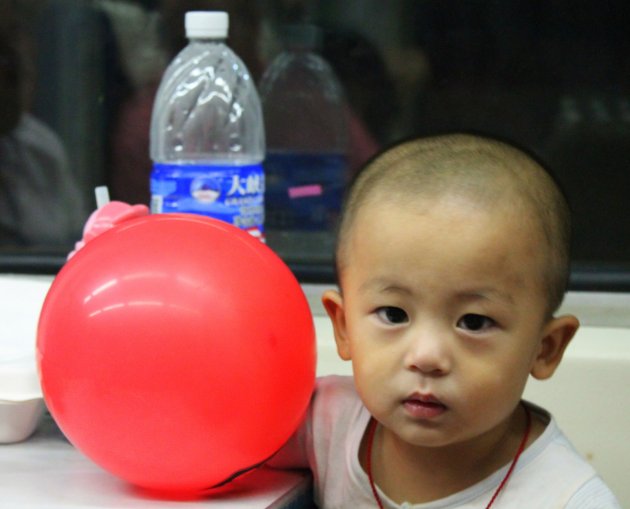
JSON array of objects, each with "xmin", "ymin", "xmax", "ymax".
[
  {"xmin": 321, "ymin": 289, "xmax": 352, "ymax": 361},
  {"xmin": 530, "ymin": 314, "xmax": 580, "ymax": 380}
]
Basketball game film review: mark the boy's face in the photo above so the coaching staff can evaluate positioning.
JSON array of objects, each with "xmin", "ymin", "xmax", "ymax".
[{"xmin": 324, "ymin": 195, "xmax": 577, "ymax": 451}]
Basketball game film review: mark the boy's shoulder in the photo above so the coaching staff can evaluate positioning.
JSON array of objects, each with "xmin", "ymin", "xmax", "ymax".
[
  {"xmin": 521, "ymin": 401, "xmax": 596, "ymax": 477},
  {"xmin": 509, "ymin": 401, "xmax": 621, "ymax": 507}
]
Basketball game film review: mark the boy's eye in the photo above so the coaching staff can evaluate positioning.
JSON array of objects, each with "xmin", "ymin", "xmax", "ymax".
[
  {"xmin": 457, "ymin": 313, "xmax": 496, "ymax": 332},
  {"xmin": 376, "ymin": 306, "xmax": 409, "ymax": 325}
]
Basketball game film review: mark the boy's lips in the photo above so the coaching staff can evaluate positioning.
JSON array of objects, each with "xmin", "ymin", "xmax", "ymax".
[{"xmin": 402, "ymin": 392, "xmax": 448, "ymax": 420}]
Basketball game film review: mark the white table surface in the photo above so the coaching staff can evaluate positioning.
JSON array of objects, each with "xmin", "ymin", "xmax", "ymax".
[{"xmin": 0, "ymin": 413, "xmax": 313, "ymax": 508}]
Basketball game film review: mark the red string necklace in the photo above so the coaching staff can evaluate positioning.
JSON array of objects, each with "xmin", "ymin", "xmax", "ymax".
[{"xmin": 365, "ymin": 403, "xmax": 532, "ymax": 509}]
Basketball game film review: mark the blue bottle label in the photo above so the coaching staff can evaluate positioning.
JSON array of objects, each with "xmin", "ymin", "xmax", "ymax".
[
  {"xmin": 263, "ymin": 152, "xmax": 347, "ymax": 230},
  {"xmin": 150, "ymin": 162, "xmax": 265, "ymax": 239}
]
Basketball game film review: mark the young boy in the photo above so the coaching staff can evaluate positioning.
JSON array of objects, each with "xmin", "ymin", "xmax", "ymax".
[{"xmin": 272, "ymin": 134, "xmax": 620, "ymax": 508}]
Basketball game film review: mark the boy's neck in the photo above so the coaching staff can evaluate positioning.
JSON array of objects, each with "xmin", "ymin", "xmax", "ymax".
[{"xmin": 361, "ymin": 404, "xmax": 544, "ymax": 504}]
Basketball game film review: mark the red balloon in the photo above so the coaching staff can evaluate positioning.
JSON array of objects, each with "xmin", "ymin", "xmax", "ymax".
[{"xmin": 37, "ymin": 214, "xmax": 316, "ymax": 494}]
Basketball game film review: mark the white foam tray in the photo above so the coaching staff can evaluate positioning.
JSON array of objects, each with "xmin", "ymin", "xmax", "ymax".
[
  {"xmin": 0, "ymin": 275, "xmax": 52, "ymax": 443},
  {"xmin": 0, "ymin": 397, "xmax": 45, "ymax": 443}
]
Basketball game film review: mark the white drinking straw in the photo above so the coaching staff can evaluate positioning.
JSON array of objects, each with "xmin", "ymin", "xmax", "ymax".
[{"xmin": 94, "ymin": 186, "xmax": 111, "ymax": 209}]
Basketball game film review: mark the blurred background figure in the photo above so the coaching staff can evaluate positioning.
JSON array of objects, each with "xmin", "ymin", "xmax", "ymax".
[
  {"xmin": 320, "ymin": 28, "xmax": 397, "ymax": 174},
  {"xmin": 0, "ymin": 0, "xmax": 84, "ymax": 247}
]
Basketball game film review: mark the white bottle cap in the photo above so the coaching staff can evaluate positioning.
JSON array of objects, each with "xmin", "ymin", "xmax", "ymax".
[{"xmin": 185, "ymin": 11, "xmax": 229, "ymax": 39}]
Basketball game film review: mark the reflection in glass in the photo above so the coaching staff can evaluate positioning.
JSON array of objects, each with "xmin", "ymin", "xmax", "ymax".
[{"xmin": 1, "ymin": 0, "xmax": 628, "ymax": 286}]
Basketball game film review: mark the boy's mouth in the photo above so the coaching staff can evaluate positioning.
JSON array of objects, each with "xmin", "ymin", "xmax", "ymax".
[{"xmin": 402, "ymin": 393, "xmax": 447, "ymax": 419}]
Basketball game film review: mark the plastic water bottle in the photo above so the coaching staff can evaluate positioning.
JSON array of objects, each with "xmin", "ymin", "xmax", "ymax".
[
  {"xmin": 260, "ymin": 24, "xmax": 348, "ymax": 232},
  {"xmin": 150, "ymin": 11, "xmax": 265, "ymax": 239}
]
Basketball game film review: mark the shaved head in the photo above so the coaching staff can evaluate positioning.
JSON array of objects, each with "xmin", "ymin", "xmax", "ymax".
[{"xmin": 336, "ymin": 134, "xmax": 571, "ymax": 314}]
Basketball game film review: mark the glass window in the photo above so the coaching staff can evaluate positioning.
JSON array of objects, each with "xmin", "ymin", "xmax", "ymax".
[{"xmin": 1, "ymin": 0, "xmax": 628, "ymax": 291}]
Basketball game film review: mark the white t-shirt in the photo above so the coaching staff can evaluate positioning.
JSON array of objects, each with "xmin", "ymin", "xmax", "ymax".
[{"xmin": 272, "ymin": 376, "xmax": 621, "ymax": 509}]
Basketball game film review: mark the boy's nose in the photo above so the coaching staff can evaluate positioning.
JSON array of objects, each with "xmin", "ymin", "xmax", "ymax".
[{"xmin": 404, "ymin": 327, "xmax": 452, "ymax": 376}]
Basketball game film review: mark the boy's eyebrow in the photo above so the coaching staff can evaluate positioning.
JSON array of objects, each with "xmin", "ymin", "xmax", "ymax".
[
  {"xmin": 456, "ymin": 288, "xmax": 516, "ymax": 305},
  {"xmin": 359, "ymin": 278, "xmax": 413, "ymax": 295},
  {"xmin": 360, "ymin": 279, "xmax": 516, "ymax": 305}
]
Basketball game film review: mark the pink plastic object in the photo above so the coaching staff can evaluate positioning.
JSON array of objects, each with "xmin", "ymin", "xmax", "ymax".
[{"xmin": 68, "ymin": 201, "xmax": 149, "ymax": 259}]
